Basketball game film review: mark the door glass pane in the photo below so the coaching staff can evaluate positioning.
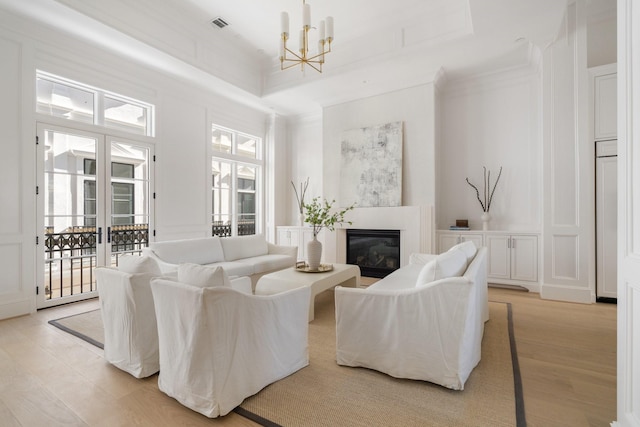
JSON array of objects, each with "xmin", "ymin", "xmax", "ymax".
[
  {"xmin": 110, "ymin": 142, "xmax": 150, "ymax": 266},
  {"xmin": 212, "ymin": 159, "xmax": 232, "ymax": 236},
  {"xmin": 37, "ymin": 78, "xmax": 94, "ymax": 124},
  {"xmin": 237, "ymin": 164, "xmax": 256, "ymax": 235},
  {"xmin": 44, "ymin": 130, "xmax": 98, "ymax": 300}
]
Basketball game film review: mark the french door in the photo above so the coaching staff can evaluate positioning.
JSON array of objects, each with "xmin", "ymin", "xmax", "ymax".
[{"xmin": 36, "ymin": 124, "xmax": 153, "ymax": 308}]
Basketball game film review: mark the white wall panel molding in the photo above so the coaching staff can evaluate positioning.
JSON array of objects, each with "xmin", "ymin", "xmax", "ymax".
[
  {"xmin": 541, "ymin": 2, "xmax": 592, "ymax": 303},
  {"xmin": 550, "ymin": 234, "xmax": 580, "ymax": 280},
  {"xmin": 0, "ymin": 35, "xmax": 35, "ymax": 320}
]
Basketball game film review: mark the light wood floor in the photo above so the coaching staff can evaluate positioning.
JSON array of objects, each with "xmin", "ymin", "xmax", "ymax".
[{"xmin": 0, "ymin": 285, "xmax": 616, "ymax": 426}]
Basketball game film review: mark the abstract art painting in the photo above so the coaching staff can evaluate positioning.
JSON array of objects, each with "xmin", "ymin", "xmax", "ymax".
[{"xmin": 340, "ymin": 121, "xmax": 403, "ymax": 207}]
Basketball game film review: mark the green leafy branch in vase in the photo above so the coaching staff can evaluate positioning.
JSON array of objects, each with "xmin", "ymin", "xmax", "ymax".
[{"xmin": 304, "ymin": 197, "xmax": 356, "ymax": 237}]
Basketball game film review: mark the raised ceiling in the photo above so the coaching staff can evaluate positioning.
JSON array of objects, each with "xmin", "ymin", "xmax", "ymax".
[{"xmin": 0, "ymin": 0, "xmax": 616, "ymax": 116}]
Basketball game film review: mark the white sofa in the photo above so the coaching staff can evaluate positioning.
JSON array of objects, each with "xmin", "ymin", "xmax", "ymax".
[
  {"xmin": 335, "ymin": 241, "xmax": 488, "ymax": 390},
  {"xmin": 150, "ymin": 276, "xmax": 310, "ymax": 417},
  {"xmin": 142, "ymin": 234, "xmax": 297, "ymax": 289}
]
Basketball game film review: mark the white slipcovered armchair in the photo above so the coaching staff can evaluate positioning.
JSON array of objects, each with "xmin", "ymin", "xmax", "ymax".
[
  {"xmin": 96, "ymin": 258, "xmax": 253, "ymax": 379},
  {"xmin": 96, "ymin": 256, "xmax": 162, "ymax": 378},
  {"xmin": 335, "ymin": 244, "xmax": 487, "ymax": 390},
  {"xmin": 149, "ymin": 277, "xmax": 311, "ymax": 417}
]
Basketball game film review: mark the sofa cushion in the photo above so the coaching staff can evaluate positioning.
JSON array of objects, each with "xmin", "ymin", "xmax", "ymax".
[
  {"xmin": 177, "ymin": 263, "xmax": 231, "ymax": 288},
  {"xmin": 448, "ymin": 240, "xmax": 477, "ymax": 264},
  {"xmin": 234, "ymin": 254, "xmax": 295, "ymax": 275},
  {"xmin": 118, "ymin": 255, "xmax": 162, "ymax": 276},
  {"xmin": 415, "ymin": 249, "xmax": 467, "ymax": 286},
  {"xmin": 203, "ymin": 261, "xmax": 254, "ymax": 277},
  {"xmin": 150, "ymin": 237, "xmax": 225, "ymax": 265},
  {"xmin": 220, "ymin": 234, "xmax": 268, "ymax": 261}
]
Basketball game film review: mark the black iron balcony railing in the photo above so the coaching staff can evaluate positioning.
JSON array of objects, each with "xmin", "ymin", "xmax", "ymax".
[
  {"xmin": 212, "ymin": 220, "xmax": 256, "ymax": 237},
  {"xmin": 44, "ymin": 224, "xmax": 149, "ymax": 300}
]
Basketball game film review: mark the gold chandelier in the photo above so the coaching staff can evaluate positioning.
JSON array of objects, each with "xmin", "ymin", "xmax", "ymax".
[{"xmin": 280, "ymin": 0, "xmax": 334, "ymax": 73}]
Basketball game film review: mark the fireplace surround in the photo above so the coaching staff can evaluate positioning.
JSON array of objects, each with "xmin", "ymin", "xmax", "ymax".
[{"xmin": 346, "ymin": 229, "xmax": 400, "ymax": 278}]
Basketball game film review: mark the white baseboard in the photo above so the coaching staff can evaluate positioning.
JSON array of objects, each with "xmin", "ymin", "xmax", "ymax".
[{"xmin": 540, "ymin": 283, "xmax": 594, "ymax": 304}]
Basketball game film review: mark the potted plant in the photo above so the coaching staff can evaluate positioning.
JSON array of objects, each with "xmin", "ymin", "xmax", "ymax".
[{"xmin": 303, "ymin": 197, "xmax": 355, "ymax": 270}]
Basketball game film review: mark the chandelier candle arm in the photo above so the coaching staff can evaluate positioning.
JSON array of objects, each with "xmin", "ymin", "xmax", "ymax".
[{"xmin": 280, "ymin": 0, "xmax": 334, "ymax": 73}]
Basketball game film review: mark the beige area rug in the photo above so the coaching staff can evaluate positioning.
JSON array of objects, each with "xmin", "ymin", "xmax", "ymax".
[
  {"xmin": 48, "ymin": 293, "xmax": 525, "ymax": 427},
  {"xmin": 236, "ymin": 292, "xmax": 523, "ymax": 427},
  {"xmin": 48, "ymin": 309, "xmax": 104, "ymax": 349}
]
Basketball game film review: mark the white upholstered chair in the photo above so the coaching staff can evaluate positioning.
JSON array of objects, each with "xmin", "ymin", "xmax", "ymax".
[
  {"xmin": 335, "ymin": 246, "xmax": 487, "ymax": 390},
  {"xmin": 96, "ymin": 258, "xmax": 252, "ymax": 379},
  {"xmin": 96, "ymin": 255, "xmax": 162, "ymax": 378},
  {"xmin": 150, "ymin": 277, "xmax": 310, "ymax": 417}
]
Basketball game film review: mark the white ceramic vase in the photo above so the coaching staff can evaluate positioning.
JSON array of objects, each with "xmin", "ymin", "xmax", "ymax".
[
  {"xmin": 481, "ymin": 212, "xmax": 491, "ymax": 231},
  {"xmin": 306, "ymin": 235, "xmax": 322, "ymax": 271},
  {"xmin": 299, "ymin": 212, "xmax": 305, "ymax": 227}
]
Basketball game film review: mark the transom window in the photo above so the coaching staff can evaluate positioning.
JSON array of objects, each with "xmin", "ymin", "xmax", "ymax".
[
  {"xmin": 211, "ymin": 125, "xmax": 262, "ymax": 237},
  {"xmin": 36, "ymin": 71, "xmax": 154, "ymax": 136}
]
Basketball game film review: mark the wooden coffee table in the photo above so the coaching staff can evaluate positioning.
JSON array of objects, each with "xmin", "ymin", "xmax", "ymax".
[{"xmin": 255, "ymin": 263, "xmax": 361, "ymax": 321}]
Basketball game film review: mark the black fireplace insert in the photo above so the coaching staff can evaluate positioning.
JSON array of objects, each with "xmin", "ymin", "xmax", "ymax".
[{"xmin": 346, "ymin": 229, "xmax": 400, "ymax": 278}]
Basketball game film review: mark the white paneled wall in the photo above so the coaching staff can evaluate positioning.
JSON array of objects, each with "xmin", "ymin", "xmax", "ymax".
[
  {"xmin": 0, "ymin": 33, "xmax": 35, "ymax": 319},
  {"xmin": 438, "ymin": 68, "xmax": 542, "ymax": 232},
  {"xmin": 541, "ymin": 2, "xmax": 594, "ymax": 303}
]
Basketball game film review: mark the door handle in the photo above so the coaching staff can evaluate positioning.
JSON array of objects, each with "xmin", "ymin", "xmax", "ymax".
[
  {"xmin": 107, "ymin": 227, "xmax": 111, "ymax": 243},
  {"xmin": 97, "ymin": 227, "xmax": 102, "ymax": 244}
]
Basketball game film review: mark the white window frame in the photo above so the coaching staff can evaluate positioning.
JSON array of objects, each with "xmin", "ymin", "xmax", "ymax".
[
  {"xmin": 36, "ymin": 70, "xmax": 155, "ymax": 137},
  {"xmin": 211, "ymin": 124, "xmax": 263, "ymax": 237}
]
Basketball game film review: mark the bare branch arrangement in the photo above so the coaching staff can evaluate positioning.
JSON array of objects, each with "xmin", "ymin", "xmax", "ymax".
[
  {"xmin": 291, "ymin": 177, "xmax": 309, "ymax": 214},
  {"xmin": 465, "ymin": 166, "xmax": 503, "ymax": 212}
]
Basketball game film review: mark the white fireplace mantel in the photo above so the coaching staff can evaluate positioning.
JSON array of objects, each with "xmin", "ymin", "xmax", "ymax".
[{"xmin": 323, "ymin": 205, "xmax": 435, "ymax": 267}]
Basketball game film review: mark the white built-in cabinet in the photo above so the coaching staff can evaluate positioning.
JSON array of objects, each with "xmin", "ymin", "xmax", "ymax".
[
  {"xmin": 276, "ymin": 226, "xmax": 317, "ymax": 261},
  {"xmin": 437, "ymin": 230, "xmax": 539, "ymax": 287}
]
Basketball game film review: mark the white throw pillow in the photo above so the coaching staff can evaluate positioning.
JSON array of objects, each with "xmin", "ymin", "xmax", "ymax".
[
  {"xmin": 118, "ymin": 255, "xmax": 162, "ymax": 276},
  {"xmin": 448, "ymin": 240, "xmax": 477, "ymax": 264},
  {"xmin": 177, "ymin": 263, "xmax": 231, "ymax": 288},
  {"xmin": 415, "ymin": 249, "xmax": 467, "ymax": 286}
]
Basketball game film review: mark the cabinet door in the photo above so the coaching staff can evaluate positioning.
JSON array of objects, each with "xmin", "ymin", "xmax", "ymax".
[
  {"xmin": 510, "ymin": 235, "xmax": 538, "ymax": 282},
  {"xmin": 486, "ymin": 235, "xmax": 510, "ymax": 280},
  {"xmin": 276, "ymin": 228, "xmax": 291, "ymax": 246},
  {"xmin": 594, "ymin": 73, "xmax": 617, "ymax": 140},
  {"xmin": 438, "ymin": 233, "xmax": 460, "ymax": 253},
  {"xmin": 596, "ymin": 156, "xmax": 617, "ymax": 298}
]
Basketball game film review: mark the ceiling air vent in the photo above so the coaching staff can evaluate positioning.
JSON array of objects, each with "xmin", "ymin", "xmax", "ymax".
[{"xmin": 211, "ymin": 17, "xmax": 229, "ymax": 29}]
